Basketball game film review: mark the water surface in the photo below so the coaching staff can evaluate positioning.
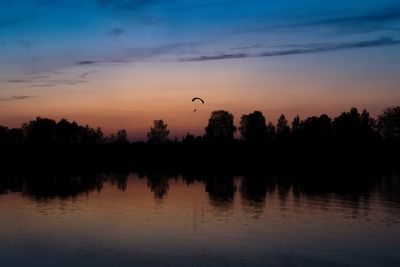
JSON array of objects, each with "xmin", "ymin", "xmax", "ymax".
[{"xmin": 0, "ymin": 171, "xmax": 399, "ymax": 267}]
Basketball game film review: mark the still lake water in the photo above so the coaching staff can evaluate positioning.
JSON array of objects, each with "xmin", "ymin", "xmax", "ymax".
[{"xmin": 0, "ymin": 171, "xmax": 400, "ymax": 267}]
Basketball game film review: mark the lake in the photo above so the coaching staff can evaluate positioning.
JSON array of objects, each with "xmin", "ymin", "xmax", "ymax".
[{"xmin": 0, "ymin": 171, "xmax": 399, "ymax": 267}]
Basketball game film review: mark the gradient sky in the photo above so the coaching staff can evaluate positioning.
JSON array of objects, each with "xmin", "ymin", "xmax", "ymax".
[{"xmin": 1, "ymin": 0, "xmax": 400, "ymax": 139}]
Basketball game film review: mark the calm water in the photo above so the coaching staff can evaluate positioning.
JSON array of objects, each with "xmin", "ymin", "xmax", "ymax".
[{"xmin": 0, "ymin": 171, "xmax": 400, "ymax": 267}]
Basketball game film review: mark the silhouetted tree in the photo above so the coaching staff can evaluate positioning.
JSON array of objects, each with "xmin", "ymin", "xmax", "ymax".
[
  {"xmin": 266, "ymin": 122, "xmax": 276, "ymax": 141},
  {"xmin": 109, "ymin": 129, "xmax": 129, "ymax": 144},
  {"xmin": 56, "ymin": 119, "xmax": 82, "ymax": 144},
  {"xmin": 182, "ymin": 133, "xmax": 196, "ymax": 143},
  {"xmin": 81, "ymin": 126, "xmax": 105, "ymax": 145},
  {"xmin": 147, "ymin": 120, "xmax": 170, "ymax": 144},
  {"xmin": 301, "ymin": 114, "xmax": 332, "ymax": 139},
  {"xmin": 378, "ymin": 106, "xmax": 400, "ymax": 139},
  {"xmin": 22, "ymin": 117, "xmax": 58, "ymax": 145},
  {"xmin": 239, "ymin": 111, "xmax": 267, "ymax": 143},
  {"xmin": 7, "ymin": 128, "xmax": 23, "ymax": 145},
  {"xmin": 205, "ymin": 110, "xmax": 237, "ymax": 140},
  {"xmin": 333, "ymin": 107, "xmax": 375, "ymax": 141},
  {"xmin": 276, "ymin": 114, "xmax": 290, "ymax": 137},
  {"xmin": 291, "ymin": 115, "xmax": 301, "ymax": 133},
  {"xmin": 17, "ymin": 117, "xmax": 106, "ymax": 145},
  {"xmin": 0, "ymin": 126, "xmax": 8, "ymax": 145}
]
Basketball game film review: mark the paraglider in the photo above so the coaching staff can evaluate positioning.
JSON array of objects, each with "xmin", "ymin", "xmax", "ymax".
[
  {"xmin": 192, "ymin": 97, "xmax": 204, "ymax": 104},
  {"xmin": 192, "ymin": 97, "xmax": 204, "ymax": 112}
]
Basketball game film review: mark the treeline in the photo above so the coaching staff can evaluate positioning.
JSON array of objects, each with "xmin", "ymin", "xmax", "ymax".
[
  {"xmin": 0, "ymin": 118, "xmax": 128, "ymax": 145},
  {"xmin": 0, "ymin": 106, "xmax": 398, "ymax": 145}
]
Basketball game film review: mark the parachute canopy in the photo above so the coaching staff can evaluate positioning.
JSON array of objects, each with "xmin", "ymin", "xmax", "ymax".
[{"xmin": 192, "ymin": 97, "xmax": 205, "ymax": 104}]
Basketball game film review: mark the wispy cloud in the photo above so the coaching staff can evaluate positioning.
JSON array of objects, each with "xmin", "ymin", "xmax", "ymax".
[
  {"xmin": 4, "ymin": 73, "xmax": 91, "ymax": 88},
  {"xmin": 304, "ymin": 7, "xmax": 400, "ymax": 28},
  {"xmin": 251, "ymin": 6, "xmax": 400, "ymax": 35},
  {"xmin": 182, "ymin": 53, "xmax": 248, "ymax": 61},
  {"xmin": 181, "ymin": 37, "xmax": 400, "ymax": 62},
  {"xmin": 78, "ymin": 71, "xmax": 97, "ymax": 79},
  {"xmin": 5, "ymin": 75, "xmax": 51, "ymax": 83},
  {"xmin": 77, "ymin": 61, "xmax": 98, "ymax": 65},
  {"xmin": 108, "ymin": 28, "xmax": 125, "ymax": 36},
  {"xmin": 29, "ymin": 79, "xmax": 88, "ymax": 87},
  {"xmin": 74, "ymin": 42, "xmax": 200, "ymax": 65},
  {"xmin": 0, "ymin": 95, "xmax": 38, "ymax": 102}
]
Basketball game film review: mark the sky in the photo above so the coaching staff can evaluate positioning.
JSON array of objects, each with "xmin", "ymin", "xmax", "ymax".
[{"xmin": 0, "ymin": 0, "xmax": 400, "ymax": 139}]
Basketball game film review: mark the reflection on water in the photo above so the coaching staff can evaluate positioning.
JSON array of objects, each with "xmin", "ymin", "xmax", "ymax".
[{"xmin": 0, "ymin": 170, "xmax": 400, "ymax": 267}]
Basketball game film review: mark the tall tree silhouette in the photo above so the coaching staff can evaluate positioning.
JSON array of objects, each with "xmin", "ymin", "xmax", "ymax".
[
  {"xmin": 147, "ymin": 120, "xmax": 170, "ymax": 144},
  {"xmin": 276, "ymin": 114, "xmax": 290, "ymax": 136},
  {"xmin": 109, "ymin": 129, "xmax": 129, "ymax": 144},
  {"xmin": 301, "ymin": 114, "xmax": 332, "ymax": 139},
  {"xmin": 291, "ymin": 115, "xmax": 301, "ymax": 134},
  {"xmin": 378, "ymin": 106, "xmax": 400, "ymax": 139},
  {"xmin": 205, "ymin": 110, "xmax": 237, "ymax": 140},
  {"xmin": 266, "ymin": 122, "xmax": 276, "ymax": 141},
  {"xmin": 56, "ymin": 119, "xmax": 82, "ymax": 144},
  {"xmin": 333, "ymin": 107, "xmax": 375, "ymax": 141},
  {"xmin": 239, "ymin": 111, "xmax": 268, "ymax": 143},
  {"xmin": 22, "ymin": 117, "xmax": 58, "ymax": 145}
]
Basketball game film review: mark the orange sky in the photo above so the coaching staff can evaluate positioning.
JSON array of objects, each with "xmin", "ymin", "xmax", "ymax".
[{"xmin": 1, "ymin": 53, "xmax": 400, "ymax": 140}]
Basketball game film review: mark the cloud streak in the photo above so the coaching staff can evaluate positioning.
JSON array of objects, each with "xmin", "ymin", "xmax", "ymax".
[
  {"xmin": 3, "ymin": 73, "xmax": 90, "ymax": 88},
  {"xmin": 0, "ymin": 95, "xmax": 38, "ymax": 102},
  {"xmin": 245, "ymin": 6, "xmax": 400, "ymax": 36},
  {"xmin": 78, "ymin": 61, "xmax": 98, "ymax": 65},
  {"xmin": 304, "ymin": 7, "xmax": 400, "ymax": 28},
  {"xmin": 181, "ymin": 37, "xmax": 400, "ymax": 62},
  {"xmin": 108, "ymin": 28, "xmax": 125, "ymax": 36}
]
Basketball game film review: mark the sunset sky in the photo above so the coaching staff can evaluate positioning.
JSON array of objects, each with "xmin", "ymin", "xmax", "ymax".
[{"xmin": 1, "ymin": 0, "xmax": 400, "ymax": 139}]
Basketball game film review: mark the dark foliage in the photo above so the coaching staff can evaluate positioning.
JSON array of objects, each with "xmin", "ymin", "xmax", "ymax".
[
  {"xmin": 0, "ymin": 106, "xmax": 399, "ymax": 169},
  {"xmin": 239, "ymin": 111, "xmax": 268, "ymax": 143},
  {"xmin": 205, "ymin": 110, "xmax": 237, "ymax": 141}
]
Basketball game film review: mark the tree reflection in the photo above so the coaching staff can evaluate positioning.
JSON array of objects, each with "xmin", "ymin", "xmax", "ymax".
[
  {"xmin": 0, "ymin": 169, "xmax": 399, "ymax": 218},
  {"xmin": 205, "ymin": 173, "xmax": 236, "ymax": 210},
  {"xmin": 240, "ymin": 173, "xmax": 273, "ymax": 218},
  {"xmin": 0, "ymin": 170, "xmax": 129, "ymax": 200},
  {"xmin": 146, "ymin": 171, "xmax": 172, "ymax": 199}
]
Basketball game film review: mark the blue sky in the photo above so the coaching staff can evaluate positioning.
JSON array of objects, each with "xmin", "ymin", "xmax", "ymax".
[
  {"xmin": 1, "ymin": 0, "xmax": 400, "ymax": 137},
  {"xmin": 1, "ymin": 0, "xmax": 399, "ymax": 72}
]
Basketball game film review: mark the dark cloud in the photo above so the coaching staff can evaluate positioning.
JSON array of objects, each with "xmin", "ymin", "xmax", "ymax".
[
  {"xmin": 5, "ymin": 79, "xmax": 32, "ymax": 83},
  {"xmin": 3, "ymin": 73, "xmax": 90, "ymax": 88},
  {"xmin": 181, "ymin": 37, "xmax": 400, "ymax": 62},
  {"xmin": 5, "ymin": 75, "xmax": 51, "ymax": 83},
  {"xmin": 182, "ymin": 53, "xmax": 248, "ymax": 61},
  {"xmin": 77, "ymin": 61, "xmax": 98, "ymax": 65},
  {"xmin": 29, "ymin": 79, "xmax": 88, "ymax": 87},
  {"xmin": 305, "ymin": 7, "xmax": 400, "ymax": 28},
  {"xmin": 253, "ymin": 6, "xmax": 400, "ymax": 34},
  {"xmin": 0, "ymin": 96, "xmax": 38, "ymax": 102},
  {"xmin": 108, "ymin": 28, "xmax": 125, "ymax": 36}
]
